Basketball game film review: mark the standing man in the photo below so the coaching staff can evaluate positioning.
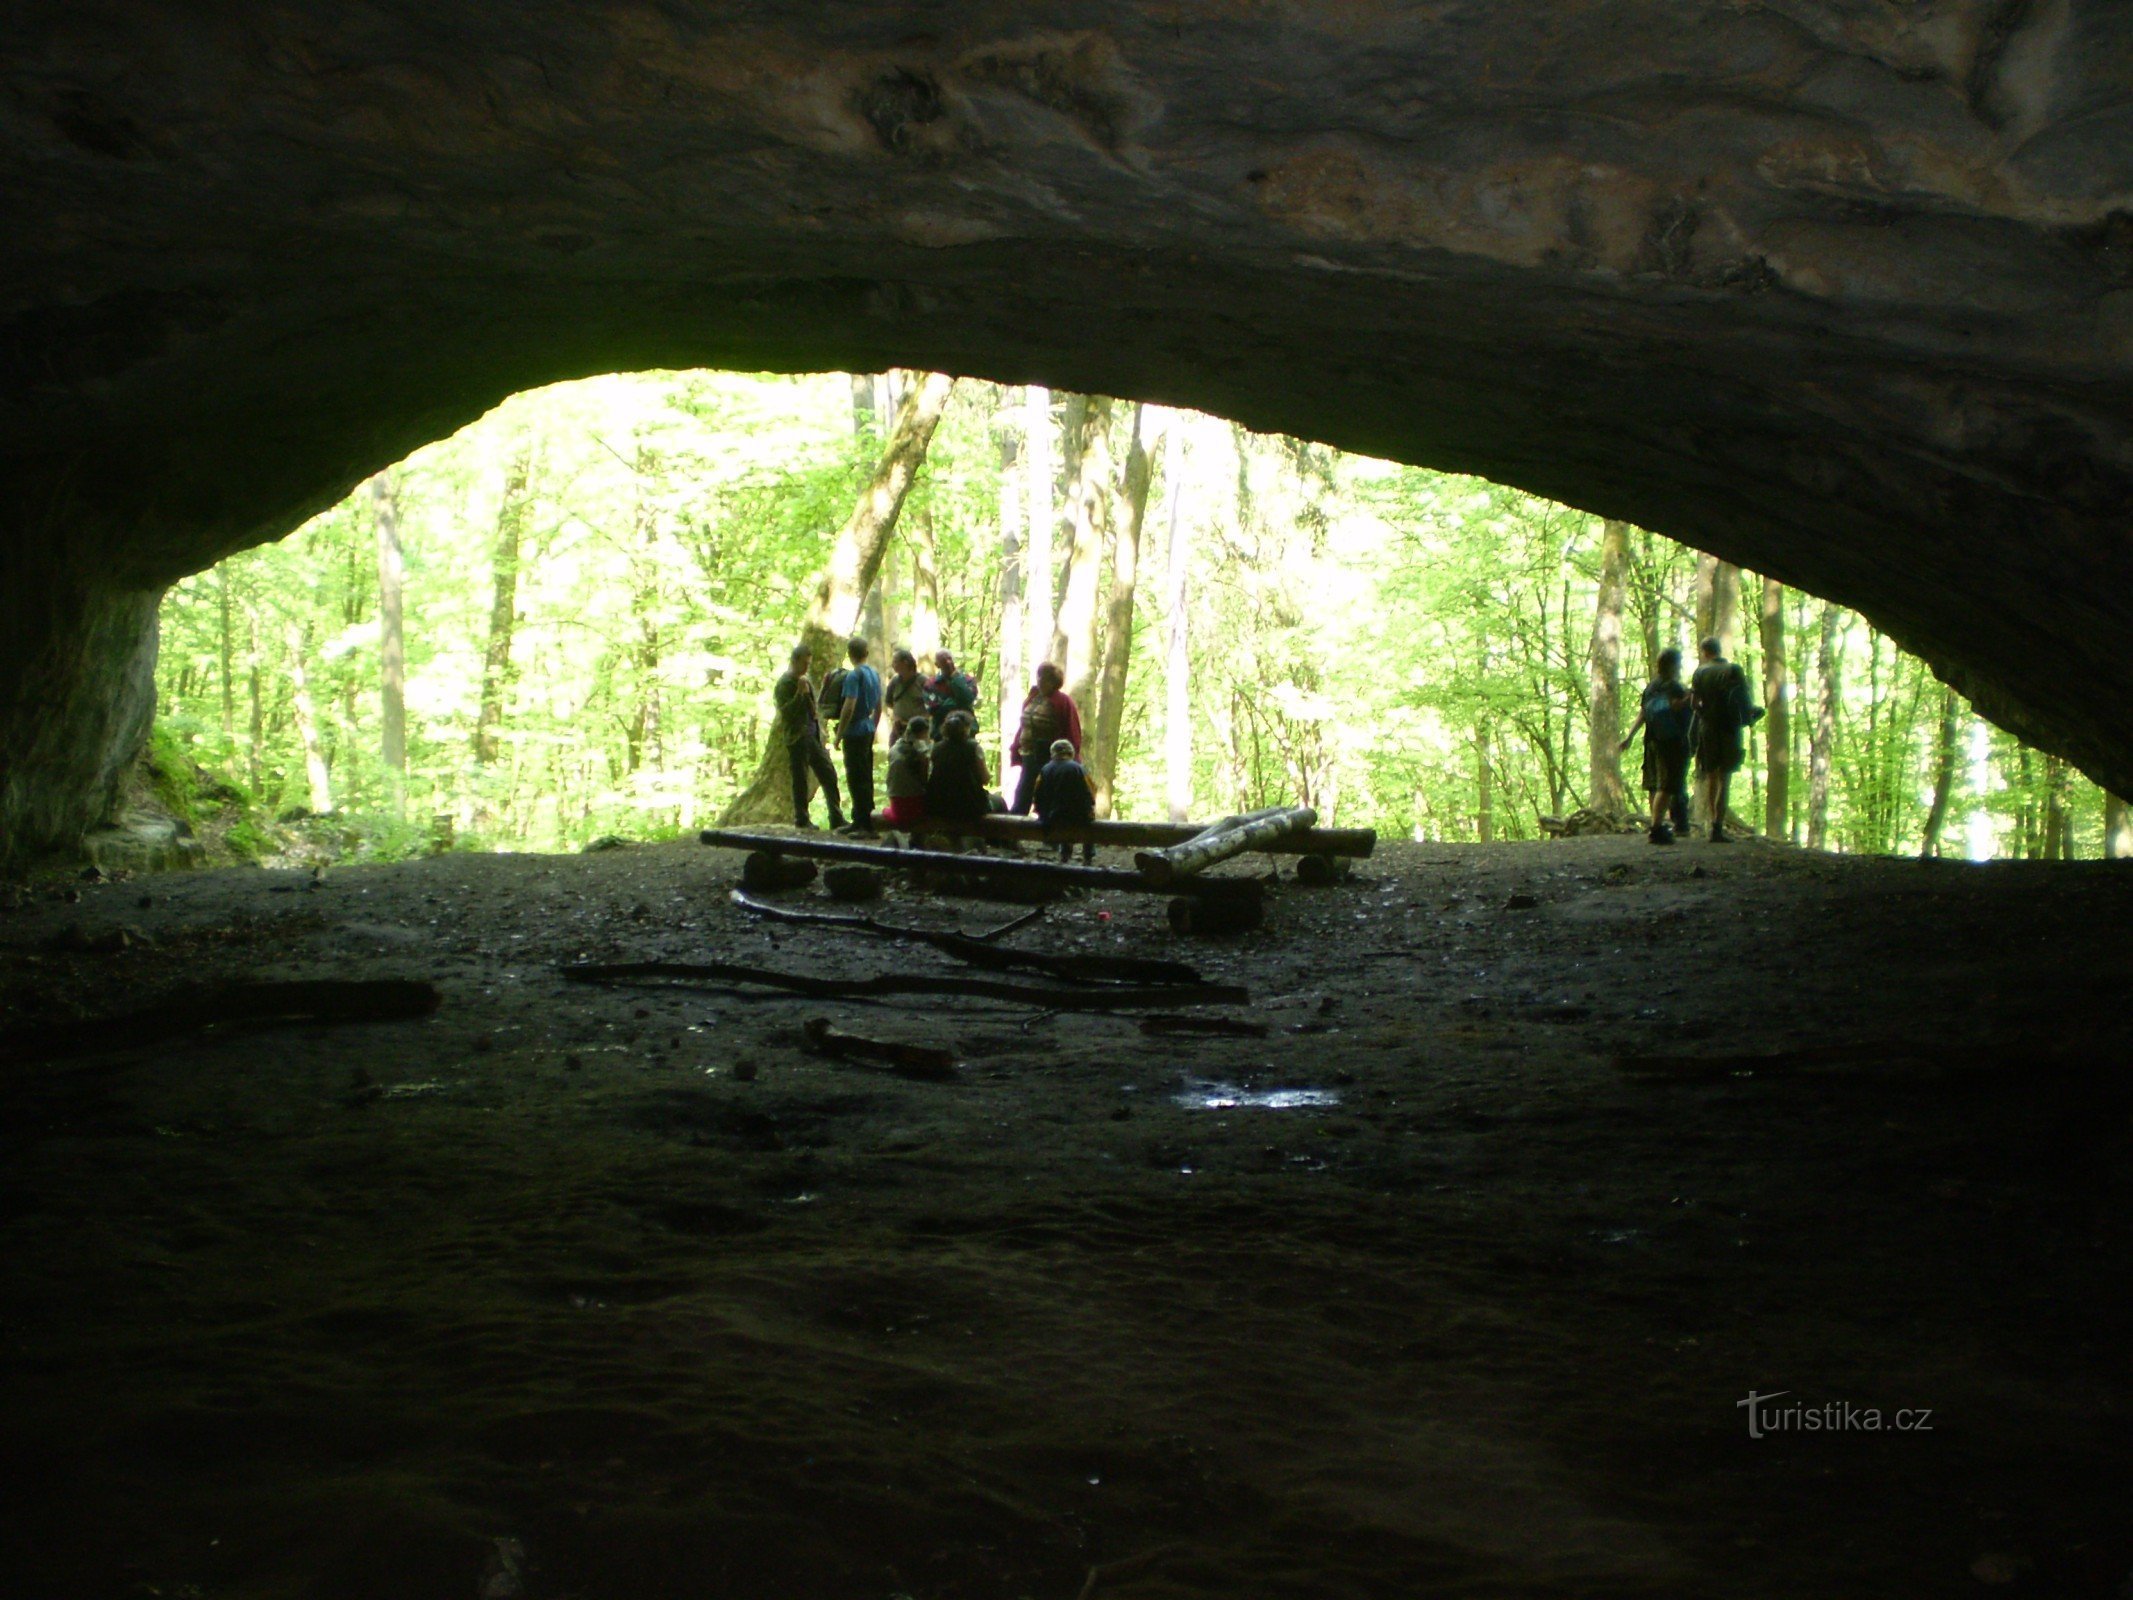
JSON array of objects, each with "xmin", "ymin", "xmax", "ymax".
[
  {"xmin": 1009, "ymin": 661, "xmax": 1083, "ymax": 815},
  {"xmin": 1689, "ymin": 635, "xmax": 1760, "ymax": 843},
  {"xmin": 926, "ymin": 649, "xmax": 980, "ymax": 732},
  {"xmin": 837, "ymin": 636, "xmax": 884, "ymax": 833},
  {"xmin": 883, "ymin": 648, "xmax": 929, "ymax": 742},
  {"xmin": 773, "ymin": 643, "xmax": 845, "ymax": 831},
  {"xmin": 1620, "ymin": 648, "xmax": 1690, "ymax": 845}
]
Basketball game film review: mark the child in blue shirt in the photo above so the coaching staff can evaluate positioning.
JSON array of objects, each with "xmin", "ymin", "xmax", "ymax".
[{"xmin": 1033, "ymin": 738, "xmax": 1097, "ymax": 863}]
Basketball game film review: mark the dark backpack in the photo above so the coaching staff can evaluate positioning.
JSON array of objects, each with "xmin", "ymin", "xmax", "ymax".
[
  {"xmin": 1643, "ymin": 683, "xmax": 1688, "ymax": 744},
  {"xmin": 816, "ymin": 667, "xmax": 847, "ymax": 723}
]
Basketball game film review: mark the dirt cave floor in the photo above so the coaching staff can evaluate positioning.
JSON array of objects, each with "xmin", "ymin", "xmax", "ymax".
[{"xmin": 3, "ymin": 835, "xmax": 2131, "ymax": 1600}]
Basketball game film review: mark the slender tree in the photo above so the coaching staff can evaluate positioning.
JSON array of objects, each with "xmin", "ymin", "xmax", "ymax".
[
  {"xmin": 1586, "ymin": 518, "xmax": 1630, "ymax": 814},
  {"xmin": 1023, "ymin": 385, "xmax": 1055, "ymax": 677},
  {"xmin": 1919, "ymin": 683, "xmax": 1959, "ymax": 858},
  {"xmin": 1089, "ymin": 405, "xmax": 1151, "ymax": 814},
  {"xmin": 1760, "ymin": 577, "xmax": 1789, "ymax": 840},
  {"xmin": 284, "ymin": 621, "xmax": 334, "ymax": 814},
  {"xmin": 217, "ymin": 569, "xmax": 237, "ymax": 749},
  {"xmin": 995, "ymin": 409, "xmax": 1025, "ymax": 777},
  {"xmin": 722, "ymin": 371, "xmax": 957, "ymax": 822},
  {"xmin": 1050, "ymin": 395, "xmax": 1113, "ymax": 707},
  {"xmin": 1164, "ymin": 420, "xmax": 1194, "ymax": 823},
  {"xmin": 371, "ymin": 474, "xmax": 407, "ymax": 803},
  {"xmin": 1808, "ymin": 602, "xmax": 1840, "ymax": 848},
  {"xmin": 475, "ymin": 440, "xmax": 534, "ymax": 767},
  {"xmin": 2106, "ymin": 793, "xmax": 2132, "ymax": 860}
]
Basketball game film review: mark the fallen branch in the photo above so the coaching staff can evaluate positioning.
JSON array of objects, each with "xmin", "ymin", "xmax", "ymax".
[
  {"xmin": 730, "ymin": 891, "xmax": 1206, "ymax": 986},
  {"xmin": 1134, "ymin": 807, "xmax": 1316, "ymax": 886},
  {"xmin": 560, "ymin": 960, "xmax": 1249, "ymax": 1011},
  {"xmin": 0, "ymin": 979, "xmax": 442, "ymax": 1065},
  {"xmin": 800, "ymin": 1018, "xmax": 957, "ymax": 1081},
  {"xmin": 905, "ymin": 813, "xmax": 1375, "ymax": 858},
  {"xmin": 1137, "ymin": 1014, "xmax": 1271, "ymax": 1039}
]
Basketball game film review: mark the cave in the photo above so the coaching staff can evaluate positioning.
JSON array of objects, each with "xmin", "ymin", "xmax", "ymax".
[{"xmin": 5, "ymin": 6, "xmax": 2133, "ymax": 1598}]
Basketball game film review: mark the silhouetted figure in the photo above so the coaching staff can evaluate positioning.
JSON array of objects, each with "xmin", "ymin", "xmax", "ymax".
[
  {"xmin": 773, "ymin": 644, "xmax": 845, "ymax": 831},
  {"xmin": 1034, "ymin": 738, "xmax": 1097, "ymax": 864},
  {"xmin": 1621, "ymin": 647, "xmax": 1690, "ymax": 845},
  {"xmin": 1690, "ymin": 635, "xmax": 1760, "ymax": 843},
  {"xmin": 836, "ymin": 636, "xmax": 882, "ymax": 833},
  {"xmin": 924, "ymin": 711, "xmax": 993, "ymax": 832}
]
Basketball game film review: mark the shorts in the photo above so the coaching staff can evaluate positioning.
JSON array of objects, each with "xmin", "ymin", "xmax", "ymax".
[{"xmin": 1646, "ymin": 741, "xmax": 1688, "ymax": 796}]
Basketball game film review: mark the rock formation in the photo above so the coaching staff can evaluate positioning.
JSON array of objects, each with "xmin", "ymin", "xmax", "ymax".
[{"xmin": 4, "ymin": 2, "xmax": 2131, "ymax": 860}]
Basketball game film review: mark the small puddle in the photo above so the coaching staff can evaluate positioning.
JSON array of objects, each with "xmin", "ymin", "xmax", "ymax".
[{"xmin": 1173, "ymin": 1080, "xmax": 1341, "ymax": 1111}]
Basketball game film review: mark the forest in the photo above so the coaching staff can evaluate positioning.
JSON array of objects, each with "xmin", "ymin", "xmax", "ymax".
[{"xmin": 151, "ymin": 369, "xmax": 2128, "ymax": 864}]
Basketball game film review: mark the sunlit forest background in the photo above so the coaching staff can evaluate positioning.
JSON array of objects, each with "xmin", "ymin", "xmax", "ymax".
[{"xmin": 150, "ymin": 370, "xmax": 2124, "ymax": 862}]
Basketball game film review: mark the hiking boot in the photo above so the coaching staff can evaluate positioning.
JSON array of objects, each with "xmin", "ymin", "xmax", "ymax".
[
  {"xmin": 1708, "ymin": 827, "xmax": 1732, "ymax": 844},
  {"xmin": 1648, "ymin": 824, "xmax": 1675, "ymax": 845},
  {"xmin": 794, "ymin": 818, "xmax": 820, "ymax": 830}
]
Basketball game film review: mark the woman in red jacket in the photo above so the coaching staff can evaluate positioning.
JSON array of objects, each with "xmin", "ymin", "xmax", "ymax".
[{"xmin": 1009, "ymin": 662, "xmax": 1082, "ymax": 815}]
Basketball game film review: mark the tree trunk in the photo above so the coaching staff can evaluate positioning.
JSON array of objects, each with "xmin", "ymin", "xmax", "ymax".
[
  {"xmin": 475, "ymin": 440, "xmax": 533, "ymax": 766},
  {"xmin": 1023, "ymin": 385, "xmax": 1056, "ymax": 675},
  {"xmin": 1587, "ymin": 518, "xmax": 1630, "ymax": 814},
  {"xmin": 722, "ymin": 371, "xmax": 957, "ymax": 824},
  {"xmin": 1164, "ymin": 419, "xmax": 1193, "ymax": 824},
  {"xmin": 908, "ymin": 505, "xmax": 942, "ymax": 659},
  {"xmin": 996, "ymin": 412, "xmax": 1025, "ymax": 779},
  {"xmin": 1919, "ymin": 683, "xmax": 1959, "ymax": 858},
  {"xmin": 2043, "ymin": 756, "xmax": 2071, "ymax": 859},
  {"xmin": 217, "ymin": 569, "xmax": 236, "ymax": 747},
  {"xmin": 285, "ymin": 622, "xmax": 333, "ymax": 814},
  {"xmin": 1760, "ymin": 578, "xmax": 1790, "ymax": 841},
  {"xmin": 1694, "ymin": 554, "xmax": 1742, "ymax": 652},
  {"xmin": 371, "ymin": 474, "xmax": 407, "ymax": 801},
  {"xmin": 1808, "ymin": 602, "xmax": 1840, "ymax": 849},
  {"xmin": 2106, "ymin": 793, "xmax": 2132, "ymax": 860},
  {"xmin": 1050, "ymin": 395, "xmax": 1113, "ymax": 708},
  {"xmin": 1090, "ymin": 405, "xmax": 1150, "ymax": 817},
  {"xmin": 1475, "ymin": 728, "xmax": 1494, "ymax": 843}
]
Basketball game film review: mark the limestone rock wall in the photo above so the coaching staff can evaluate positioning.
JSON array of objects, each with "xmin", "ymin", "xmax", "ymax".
[{"xmin": 3, "ymin": 2, "xmax": 2131, "ymax": 856}]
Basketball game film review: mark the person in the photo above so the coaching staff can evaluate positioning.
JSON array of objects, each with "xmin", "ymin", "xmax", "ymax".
[
  {"xmin": 923, "ymin": 710, "xmax": 992, "ymax": 830},
  {"xmin": 1689, "ymin": 635, "xmax": 1761, "ymax": 843},
  {"xmin": 1620, "ymin": 648, "xmax": 1691, "ymax": 845},
  {"xmin": 772, "ymin": 643, "xmax": 845, "ymax": 831},
  {"xmin": 925, "ymin": 650, "xmax": 980, "ymax": 731},
  {"xmin": 882, "ymin": 715, "xmax": 931, "ymax": 832},
  {"xmin": 836, "ymin": 636, "xmax": 883, "ymax": 833},
  {"xmin": 1034, "ymin": 737, "xmax": 1098, "ymax": 863},
  {"xmin": 883, "ymin": 648, "xmax": 929, "ymax": 742},
  {"xmin": 1010, "ymin": 662, "xmax": 1082, "ymax": 815}
]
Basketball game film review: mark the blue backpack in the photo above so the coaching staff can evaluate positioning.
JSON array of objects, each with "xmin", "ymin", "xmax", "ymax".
[{"xmin": 1644, "ymin": 683, "xmax": 1688, "ymax": 744}]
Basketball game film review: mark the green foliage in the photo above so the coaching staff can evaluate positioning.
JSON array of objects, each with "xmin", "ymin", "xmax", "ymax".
[{"xmin": 153, "ymin": 370, "xmax": 2114, "ymax": 862}]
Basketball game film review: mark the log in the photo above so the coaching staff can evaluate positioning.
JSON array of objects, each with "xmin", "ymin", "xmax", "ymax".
[
  {"xmin": 1135, "ymin": 807, "xmax": 1316, "ymax": 886},
  {"xmin": 1137, "ymin": 1014, "xmax": 1271, "ymax": 1039},
  {"xmin": 559, "ymin": 959, "xmax": 1250, "ymax": 1011},
  {"xmin": 0, "ymin": 979, "xmax": 442, "ymax": 1065},
  {"xmin": 1294, "ymin": 853, "xmax": 1352, "ymax": 886},
  {"xmin": 740, "ymin": 851, "xmax": 818, "ymax": 892},
  {"xmin": 1167, "ymin": 892, "xmax": 1266, "ymax": 936},
  {"xmin": 902, "ymin": 812, "xmax": 1375, "ymax": 858},
  {"xmin": 800, "ymin": 1018, "xmax": 956, "ymax": 1081},
  {"xmin": 700, "ymin": 828, "xmax": 1263, "ymax": 899},
  {"xmin": 821, "ymin": 865, "xmax": 884, "ymax": 902},
  {"xmin": 730, "ymin": 892, "xmax": 1206, "ymax": 986}
]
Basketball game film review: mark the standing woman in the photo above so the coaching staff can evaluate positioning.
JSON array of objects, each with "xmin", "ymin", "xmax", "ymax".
[
  {"xmin": 1009, "ymin": 662, "xmax": 1082, "ymax": 815},
  {"xmin": 1620, "ymin": 648, "xmax": 1689, "ymax": 845}
]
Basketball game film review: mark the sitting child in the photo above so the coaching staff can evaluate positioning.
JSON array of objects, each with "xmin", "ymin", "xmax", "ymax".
[
  {"xmin": 1033, "ymin": 737, "xmax": 1097, "ymax": 863},
  {"xmin": 882, "ymin": 716, "xmax": 931, "ymax": 833}
]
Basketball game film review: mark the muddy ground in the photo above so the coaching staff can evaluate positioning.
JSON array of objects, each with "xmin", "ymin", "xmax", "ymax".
[{"xmin": 2, "ymin": 834, "xmax": 2130, "ymax": 1600}]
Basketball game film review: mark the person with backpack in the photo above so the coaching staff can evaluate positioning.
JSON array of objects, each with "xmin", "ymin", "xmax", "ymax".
[
  {"xmin": 925, "ymin": 650, "xmax": 980, "ymax": 731},
  {"xmin": 835, "ymin": 636, "xmax": 883, "ymax": 833},
  {"xmin": 882, "ymin": 715, "xmax": 931, "ymax": 833},
  {"xmin": 883, "ymin": 648, "xmax": 930, "ymax": 742},
  {"xmin": 772, "ymin": 643, "xmax": 845, "ymax": 831},
  {"xmin": 1688, "ymin": 635, "xmax": 1762, "ymax": 843},
  {"xmin": 1621, "ymin": 647, "xmax": 1690, "ymax": 845}
]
